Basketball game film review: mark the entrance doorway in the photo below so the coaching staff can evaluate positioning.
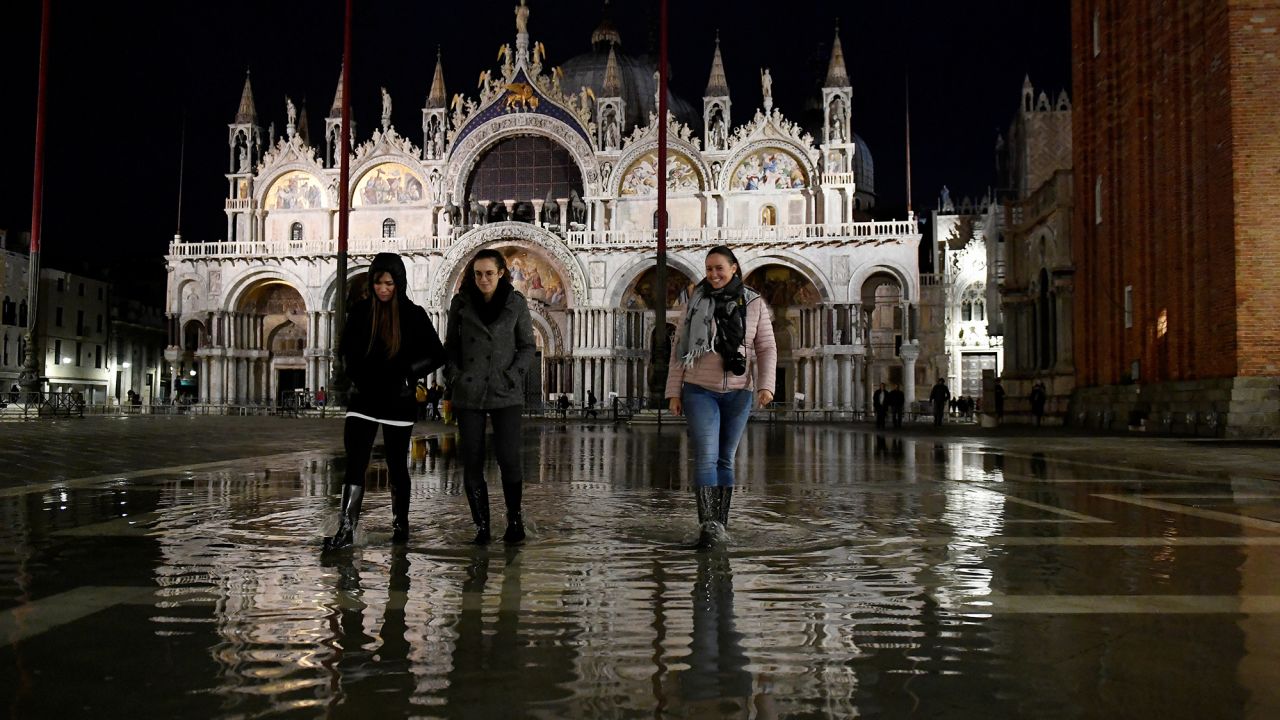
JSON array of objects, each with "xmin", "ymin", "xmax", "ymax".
[
  {"xmin": 961, "ymin": 353, "xmax": 997, "ymax": 398},
  {"xmin": 277, "ymin": 369, "xmax": 305, "ymax": 404}
]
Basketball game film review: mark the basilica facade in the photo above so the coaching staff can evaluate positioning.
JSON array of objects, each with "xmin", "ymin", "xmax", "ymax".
[{"xmin": 165, "ymin": 7, "xmax": 921, "ymax": 410}]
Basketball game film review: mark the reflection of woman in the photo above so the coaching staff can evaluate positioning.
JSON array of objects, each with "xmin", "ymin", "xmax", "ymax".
[
  {"xmin": 445, "ymin": 249, "xmax": 537, "ymax": 544},
  {"xmin": 666, "ymin": 246, "xmax": 777, "ymax": 548},
  {"xmin": 322, "ymin": 550, "xmax": 416, "ymax": 708},
  {"xmin": 677, "ymin": 555, "xmax": 761, "ymax": 715},
  {"xmin": 324, "ymin": 253, "xmax": 445, "ymax": 551}
]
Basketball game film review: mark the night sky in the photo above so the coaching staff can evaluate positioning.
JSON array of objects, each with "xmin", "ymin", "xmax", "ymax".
[{"xmin": 0, "ymin": 1, "xmax": 1070, "ymax": 302}]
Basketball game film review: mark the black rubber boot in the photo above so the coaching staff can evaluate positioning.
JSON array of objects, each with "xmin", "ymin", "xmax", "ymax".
[
  {"xmin": 323, "ymin": 484, "xmax": 365, "ymax": 552},
  {"xmin": 391, "ymin": 482, "xmax": 410, "ymax": 545},
  {"xmin": 465, "ymin": 482, "xmax": 491, "ymax": 545},
  {"xmin": 717, "ymin": 486, "xmax": 734, "ymax": 529},
  {"xmin": 501, "ymin": 481, "xmax": 526, "ymax": 544},
  {"xmin": 693, "ymin": 486, "xmax": 721, "ymax": 550}
]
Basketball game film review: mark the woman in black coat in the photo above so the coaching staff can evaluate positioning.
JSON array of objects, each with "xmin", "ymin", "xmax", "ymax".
[
  {"xmin": 323, "ymin": 252, "xmax": 445, "ymax": 551},
  {"xmin": 445, "ymin": 248, "xmax": 537, "ymax": 545}
]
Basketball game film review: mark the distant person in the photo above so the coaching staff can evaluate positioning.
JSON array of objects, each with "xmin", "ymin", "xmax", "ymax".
[
  {"xmin": 585, "ymin": 389, "xmax": 598, "ymax": 419},
  {"xmin": 888, "ymin": 384, "xmax": 905, "ymax": 429},
  {"xmin": 323, "ymin": 252, "xmax": 445, "ymax": 552},
  {"xmin": 428, "ymin": 382, "xmax": 443, "ymax": 420},
  {"xmin": 1030, "ymin": 381, "xmax": 1047, "ymax": 426},
  {"xmin": 930, "ymin": 378, "xmax": 951, "ymax": 427},
  {"xmin": 315, "ymin": 387, "xmax": 327, "ymax": 407},
  {"xmin": 994, "ymin": 378, "xmax": 1005, "ymax": 422},
  {"xmin": 557, "ymin": 393, "xmax": 570, "ymax": 417},
  {"xmin": 665, "ymin": 246, "xmax": 777, "ymax": 549},
  {"xmin": 873, "ymin": 383, "xmax": 888, "ymax": 429},
  {"xmin": 446, "ymin": 248, "xmax": 537, "ymax": 545}
]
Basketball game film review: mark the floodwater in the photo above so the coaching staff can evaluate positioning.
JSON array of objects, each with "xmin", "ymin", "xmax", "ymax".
[{"xmin": 3, "ymin": 423, "xmax": 1280, "ymax": 718}]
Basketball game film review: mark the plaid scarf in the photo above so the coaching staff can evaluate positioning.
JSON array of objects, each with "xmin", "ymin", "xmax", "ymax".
[{"xmin": 676, "ymin": 276, "xmax": 750, "ymax": 368}]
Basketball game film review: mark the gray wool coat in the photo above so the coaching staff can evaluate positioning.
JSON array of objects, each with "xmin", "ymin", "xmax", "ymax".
[{"xmin": 444, "ymin": 286, "xmax": 536, "ymax": 410}]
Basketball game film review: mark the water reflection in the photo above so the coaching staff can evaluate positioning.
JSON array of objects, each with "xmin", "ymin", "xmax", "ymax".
[
  {"xmin": 675, "ymin": 555, "xmax": 775, "ymax": 718},
  {"xmin": 321, "ymin": 549, "xmax": 416, "ymax": 713},
  {"xmin": 0, "ymin": 424, "xmax": 1273, "ymax": 718}
]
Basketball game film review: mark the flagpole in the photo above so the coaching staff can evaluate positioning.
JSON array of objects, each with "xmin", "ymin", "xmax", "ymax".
[
  {"xmin": 20, "ymin": 0, "xmax": 52, "ymax": 395},
  {"xmin": 650, "ymin": 0, "xmax": 669, "ymax": 408},
  {"xmin": 330, "ymin": 0, "xmax": 353, "ymax": 395}
]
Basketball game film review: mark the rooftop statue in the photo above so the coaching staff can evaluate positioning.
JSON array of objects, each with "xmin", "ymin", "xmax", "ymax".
[{"xmin": 515, "ymin": 0, "xmax": 529, "ymax": 34}]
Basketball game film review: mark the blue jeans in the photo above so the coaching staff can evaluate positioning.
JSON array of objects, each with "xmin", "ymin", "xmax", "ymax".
[{"xmin": 682, "ymin": 383, "xmax": 754, "ymax": 488}]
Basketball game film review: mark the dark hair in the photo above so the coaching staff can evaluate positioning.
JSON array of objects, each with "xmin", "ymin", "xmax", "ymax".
[
  {"xmin": 706, "ymin": 245, "xmax": 743, "ymax": 278},
  {"xmin": 367, "ymin": 270, "xmax": 401, "ymax": 358},
  {"xmin": 460, "ymin": 248, "xmax": 512, "ymax": 294}
]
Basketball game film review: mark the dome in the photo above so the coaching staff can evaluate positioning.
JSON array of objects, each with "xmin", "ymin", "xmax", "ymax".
[
  {"xmin": 558, "ymin": 47, "xmax": 700, "ymax": 134},
  {"xmin": 852, "ymin": 132, "xmax": 875, "ymax": 197}
]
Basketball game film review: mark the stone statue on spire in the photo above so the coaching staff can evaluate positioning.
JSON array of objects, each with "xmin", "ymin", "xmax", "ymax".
[
  {"xmin": 380, "ymin": 87, "xmax": 392, "ymax": 131},
  {"xmin": 761, "ymin": 68, "xmax": 773, "ymax": 112},
  {"xmin": 285, "ymin": 96, "xmax": 297, "ymax": 137},
  {"xmin": 515, "ymin": 0, "xmax": 529, "ymax": 34}
]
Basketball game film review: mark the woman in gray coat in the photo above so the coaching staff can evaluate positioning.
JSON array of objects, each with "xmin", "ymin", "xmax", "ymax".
[{"xmin": 445, "ymin": 248, "xmax": 537, "ymax": 544}]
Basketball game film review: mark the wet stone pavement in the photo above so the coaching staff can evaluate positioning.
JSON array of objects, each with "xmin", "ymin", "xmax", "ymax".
[{"xmin": 2, "ymin": 416, "xmax": 1280, "ymax": 718}]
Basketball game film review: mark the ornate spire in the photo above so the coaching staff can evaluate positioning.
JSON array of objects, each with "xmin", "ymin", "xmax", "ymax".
[
  {"xmin": 705, "ymin": 32, "xmax": 729, "ymax": 97},
  {"xmin": 234, "ymin": 71, "xmax": 257, "ymax": 123},
  {"xmin": 427, "ymin": 48, "xmax": 447, "ymax": 109},
  {"xmin": 824, "ymin": 27, "xmax": 850, "ymax": 88},
  {"xmin": 602, "ymin": 44, "xmax": 622, "ymax": 96},
  {"xmin": 296, "ymin": 100, "xmax": 310, "ymax": 145},
  {"xmin": 591, "ymin": 0, "xmax": 621, "ymax": 49},
  {"xmin": 329, "ymin": 65, "xmax": 345, "ymax": 119}
]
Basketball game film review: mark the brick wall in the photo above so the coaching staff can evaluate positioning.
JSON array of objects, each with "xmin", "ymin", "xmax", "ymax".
[
  {"xmin": 1229, "ymin": 3, "xmax": 1280, "ymax": 376},
  {"xmin": 1072, "ymin": 0, "xmax": 1279, "ymax": 387}
]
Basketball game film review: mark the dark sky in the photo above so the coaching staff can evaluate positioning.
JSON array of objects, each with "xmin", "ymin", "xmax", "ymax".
[{"xmin": 0, "ymin": 0, "xmax": 1070, "ymax": 299}]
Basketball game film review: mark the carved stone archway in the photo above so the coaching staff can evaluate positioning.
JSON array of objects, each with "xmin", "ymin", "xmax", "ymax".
[
  {"xmin": 431, "ymin": 221, "xmax": 589, "ymax": 309},
  {"xmin": 444, "ymin": 115, "xmax": 601, "ymax": 205}
]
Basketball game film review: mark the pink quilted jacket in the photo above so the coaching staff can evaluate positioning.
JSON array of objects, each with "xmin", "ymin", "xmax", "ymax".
[{"xmin": 664, "ymin": 295, "xmax": 778, "ymax": 398}]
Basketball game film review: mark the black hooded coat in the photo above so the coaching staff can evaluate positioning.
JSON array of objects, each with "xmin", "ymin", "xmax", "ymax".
[{"xmin": 341, "ymin": 253, "xmax": 445, "ymax": 422}]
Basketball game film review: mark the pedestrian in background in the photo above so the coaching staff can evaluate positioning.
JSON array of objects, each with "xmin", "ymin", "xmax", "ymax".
[
  {"xmin": 324, "ymin": 252, "xmax": 445, "ymax": 552},
  {"xmin": 1031, "ymin": 381, "xmax": 1047, "ymax": 426},
  {"xmin": 889, "ymin": 383, "xmax": 905, "ymax": 429},
  {"xmin": 445, "ymin": 248, "xmax": 537, "ymax": 545},
  {"xmin": 873, "ymin": 383, "xmax": 888, "ymax": 429},
  {"xmin": 666, "ymin": 246, "xmax": 777, "ymax": 549},
  {"xmin": 930, "ymin": 378, "xmax": 951, "ymax": 427}
]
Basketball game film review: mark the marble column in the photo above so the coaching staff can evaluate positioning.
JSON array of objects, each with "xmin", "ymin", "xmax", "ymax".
[
  {"xmin": 900, "ymin": 343, "xmax": 920, "ymax": 407},
  {"xmin": 823, "ymin": 355, "xmax": 837, "ymax": 408}
]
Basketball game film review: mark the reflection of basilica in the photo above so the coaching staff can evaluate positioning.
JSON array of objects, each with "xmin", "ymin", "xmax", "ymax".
[{"xmin": 166, "ymin": 3, "xmax": 922, "ymax": 408}]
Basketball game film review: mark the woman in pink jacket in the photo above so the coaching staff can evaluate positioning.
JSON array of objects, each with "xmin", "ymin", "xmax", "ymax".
[{"xmin": 665, "ymin": 246, "xmax": 777, "ymax": 548}]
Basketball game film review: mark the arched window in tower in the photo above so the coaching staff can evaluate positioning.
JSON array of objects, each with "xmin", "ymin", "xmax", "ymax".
[
  {"xmin": 18, "ymin": 301, "xmax": 27, "ymax": 328},
  {"xmin": 2, "ymin": 297, "xmax": 13, "ymax": 326},
  {"xmin": 975, "ymin": 300, "xmax": 985, "ymax": 322},
  {"xmin": 382, "ymin": 218, "xmax": 397, "ymax": 238},
  {"xmin": 760, "ymin": 205, "xmax": 777, "ymax": 226},
  {"xmin": 290, "ymin": 222, "xmax": 303, "ymax": 243},
  {"xmin": 961, "ymin": 302, "xmax": 972, "ymax": 322}
]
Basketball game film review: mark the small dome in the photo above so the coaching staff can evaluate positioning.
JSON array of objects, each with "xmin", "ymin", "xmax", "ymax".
[
  {"xmin": 852, "ymin": 133, "xmax": 875, "ymax": 197},
  {"xmin": 558, "ymin": 48, "xmax": 699, "ymax": 134}
]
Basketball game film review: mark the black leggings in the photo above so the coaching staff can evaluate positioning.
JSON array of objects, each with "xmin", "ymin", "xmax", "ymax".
[
  {"xmin": 456, "ymin": 406, "xmax": 523, "ymax": 491},
  {"xmin": 344, "ymin": 416, "xmax": 413, "ymax": 493}
]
